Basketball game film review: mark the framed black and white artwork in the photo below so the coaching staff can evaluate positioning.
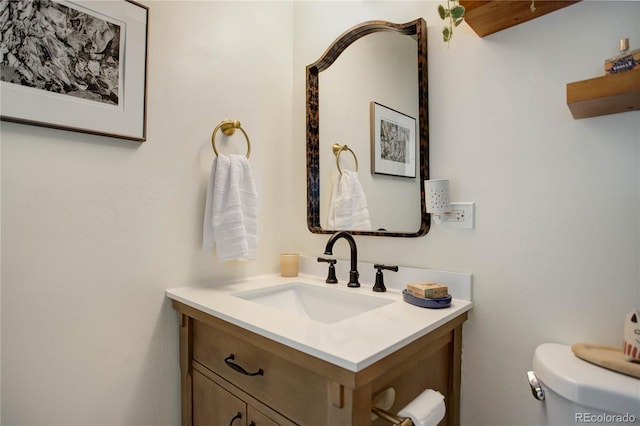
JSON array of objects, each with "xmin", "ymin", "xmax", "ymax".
[
  {"xmin": 370, "ymin": 102, "xmax": 416, "ymax": 178},
  {"xmin": 0, "ymin": 0, "xmax": 149, "ymax": 141}
]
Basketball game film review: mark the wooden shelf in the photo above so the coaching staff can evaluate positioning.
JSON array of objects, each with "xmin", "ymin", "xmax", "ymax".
[
  {"xmin": 566, "ymin": 69, "xmax": 640, "ymax": 119},
  {"xmin": 460, "ymin": 1, "xmax": 581, "ymax": 37}
]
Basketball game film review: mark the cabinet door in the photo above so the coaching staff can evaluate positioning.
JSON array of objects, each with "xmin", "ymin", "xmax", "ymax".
[
  {"xmin": 193, "ymin": 369, "xmax": 246, "ymax": 426},
  {"xmin": 247, "ymin": 406, "xmax": 281, "ymax": 426}
]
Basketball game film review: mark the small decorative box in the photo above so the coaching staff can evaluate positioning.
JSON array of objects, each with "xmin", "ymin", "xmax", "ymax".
[{"xmin": 407, "ymin": 282, "xmax": 449, "ymax": 299}]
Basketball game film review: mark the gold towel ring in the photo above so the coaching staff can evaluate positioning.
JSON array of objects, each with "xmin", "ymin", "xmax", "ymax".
[
  {"xmin": 332, "ymin": 143, "xmax": 358, "ymax": 175},
  {"xmin": 211, "ymin": 119, "xmax": 251, "ymax": 158}
]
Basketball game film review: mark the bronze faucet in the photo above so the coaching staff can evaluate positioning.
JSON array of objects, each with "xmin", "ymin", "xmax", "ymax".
[{"xmin": 324, "ymin": 231, "xmax": 360, "ymax": 288}]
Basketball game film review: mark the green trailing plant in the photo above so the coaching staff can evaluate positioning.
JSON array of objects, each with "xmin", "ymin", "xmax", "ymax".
[{"xmin": 438, "ymin": 0, "xmax": 465, "ymax": 43}]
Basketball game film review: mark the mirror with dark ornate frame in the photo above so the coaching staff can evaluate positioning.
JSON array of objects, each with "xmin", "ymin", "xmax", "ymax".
[{"xmin": 306, "ymin": 18, "xmax": 429, "ymax": 237}]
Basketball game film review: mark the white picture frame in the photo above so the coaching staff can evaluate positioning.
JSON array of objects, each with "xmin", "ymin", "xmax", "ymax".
[{"xmin": 0, "ymin": 0, "xmax": 149, "ymax": 141}]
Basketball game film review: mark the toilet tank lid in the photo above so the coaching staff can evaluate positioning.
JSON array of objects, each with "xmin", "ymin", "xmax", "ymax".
[{"xmin": 533, "ymin": 343, "xmax": 640, "ymax": 417}]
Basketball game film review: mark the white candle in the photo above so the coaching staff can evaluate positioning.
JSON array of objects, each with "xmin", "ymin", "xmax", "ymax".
[{"xmin": 280, "ymin": 253, "xmax": 299, "ymax": 277}]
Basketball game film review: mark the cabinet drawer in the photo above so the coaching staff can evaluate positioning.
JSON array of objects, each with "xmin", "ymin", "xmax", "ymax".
[
  {"xmin": 193, "ymin": 369, "xmax": 245, "ymax": 426},
  {"xmin": 193, "ymin": 320, "xmax": 329, "ymax": 425}
]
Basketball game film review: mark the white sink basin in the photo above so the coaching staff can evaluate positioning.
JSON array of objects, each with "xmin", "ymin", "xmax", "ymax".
[{"xmin": 233, "ymin": 282, "xmax": 394, "ymax": 324}]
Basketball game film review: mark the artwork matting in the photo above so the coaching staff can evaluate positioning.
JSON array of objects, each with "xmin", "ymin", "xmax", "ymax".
[
  {"xmin": 0, "ymin": 0, "xmax": 149, "ymax": 141},
  {"xmin": 370, "ymin": 102, "xmax": 416, "ymax": 178}
]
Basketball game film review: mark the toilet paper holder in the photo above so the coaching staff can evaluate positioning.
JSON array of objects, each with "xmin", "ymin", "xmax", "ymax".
[{"xmin": 371, "ymin": 406, "xmax": 414, "ymax": 426}]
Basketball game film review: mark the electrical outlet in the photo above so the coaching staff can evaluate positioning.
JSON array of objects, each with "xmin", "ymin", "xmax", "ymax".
[
  {"xmin": 442, "ymin": 202, "xmax": 475, "ymax": 229},
  {"xmin": 447, "ymin": 209, "xmax": 465, "ymax": 222}
]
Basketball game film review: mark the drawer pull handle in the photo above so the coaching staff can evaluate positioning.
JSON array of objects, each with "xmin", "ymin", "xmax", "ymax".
[
  {"xmin": 224, "ymin": 354, "xmax": 264, "ymax": 376},
  {"xmin": 229, "ymin": 412, "xmax": 242, "ymax": 426}
]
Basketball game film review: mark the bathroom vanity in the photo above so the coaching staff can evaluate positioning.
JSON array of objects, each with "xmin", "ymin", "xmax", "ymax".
[{"xmin": 168, "ymin": 272, "xmax": 472, "ymax": 426}]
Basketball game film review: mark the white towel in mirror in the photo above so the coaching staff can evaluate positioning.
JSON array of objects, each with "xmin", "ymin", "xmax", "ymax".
[{"xmin": 327, "ymin": 170, "xmax": 371, "ymax": 231}]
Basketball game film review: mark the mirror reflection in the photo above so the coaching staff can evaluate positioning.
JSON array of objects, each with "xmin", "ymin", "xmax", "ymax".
[{"xmin": 306, "ymin": 19, "xmax": 429, "ymax": 237}]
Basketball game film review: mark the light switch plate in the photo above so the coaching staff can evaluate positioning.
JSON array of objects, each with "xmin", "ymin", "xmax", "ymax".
[{"xmin": 441, "ymin": 202, "xmax": 475, "ymax": 229}]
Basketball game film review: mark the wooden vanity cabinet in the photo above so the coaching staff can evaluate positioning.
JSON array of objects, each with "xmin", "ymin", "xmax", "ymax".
[{"xmin": 173, "ymin": 300, "xmax": 468, "ymax": 426}]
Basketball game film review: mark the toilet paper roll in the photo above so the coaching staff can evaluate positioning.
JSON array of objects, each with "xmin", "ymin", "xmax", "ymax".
[{"xmin": 397, "ymin": 389, "xmax": 446, "ymax": 426}]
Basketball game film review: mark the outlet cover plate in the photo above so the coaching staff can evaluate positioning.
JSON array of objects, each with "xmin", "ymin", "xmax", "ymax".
[{"xmin": 442, "ymin": 202, "xmax": 475, "ymax": 229}]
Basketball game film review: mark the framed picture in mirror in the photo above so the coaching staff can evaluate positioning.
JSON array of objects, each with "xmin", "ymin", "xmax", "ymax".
[{"xmin": 370, "ymin": 102, "xmax": 416, "ymax": 178}]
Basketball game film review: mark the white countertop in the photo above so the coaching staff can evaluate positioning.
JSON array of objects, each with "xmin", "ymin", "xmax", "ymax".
[{"xmin": 167, "ymin": 267, "xmax": 473, "ymax": 372}]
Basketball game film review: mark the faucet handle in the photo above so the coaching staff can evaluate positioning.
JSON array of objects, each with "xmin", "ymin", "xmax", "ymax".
[
  {"xmin": 317, "ymin": 257, "xmax": 338, "ymax": 284},
  {"xmin": 372, "ymin": 264, "xmax": 399, "ymax": 292}
]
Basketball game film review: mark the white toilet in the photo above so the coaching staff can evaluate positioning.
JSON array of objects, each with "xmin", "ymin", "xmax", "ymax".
[{"xmin": 531, "ymin": 343, "xmax": 640, "ymax": 425}]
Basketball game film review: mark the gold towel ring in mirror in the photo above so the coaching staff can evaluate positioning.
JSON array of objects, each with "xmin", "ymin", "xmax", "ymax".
[
  {"xmin": 211, "ymin": 119, "xmax": 251, "ymax": 158},
  {"xmin": 332, "ymin": 143, "xmax": 358, "ymax": 175}
]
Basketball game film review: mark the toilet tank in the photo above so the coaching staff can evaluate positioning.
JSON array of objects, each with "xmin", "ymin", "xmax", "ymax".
[{"xmin": 532, "ymin": 343, "xmax": 640, "ymax": 425}]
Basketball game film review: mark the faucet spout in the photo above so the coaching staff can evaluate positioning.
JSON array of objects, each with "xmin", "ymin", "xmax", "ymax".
[{"xmin": 324, "ymin": 231, "xmax": 360, "ymax": 288}]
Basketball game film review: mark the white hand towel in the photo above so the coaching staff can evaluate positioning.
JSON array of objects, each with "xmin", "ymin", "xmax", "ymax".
[
  {"xmin": 202, "ymin": 154, "xmax": 257, "ymax": 261},
  {"xmin": 327, "ymin": 170, "xmax": 371, "ymax": 230}
]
